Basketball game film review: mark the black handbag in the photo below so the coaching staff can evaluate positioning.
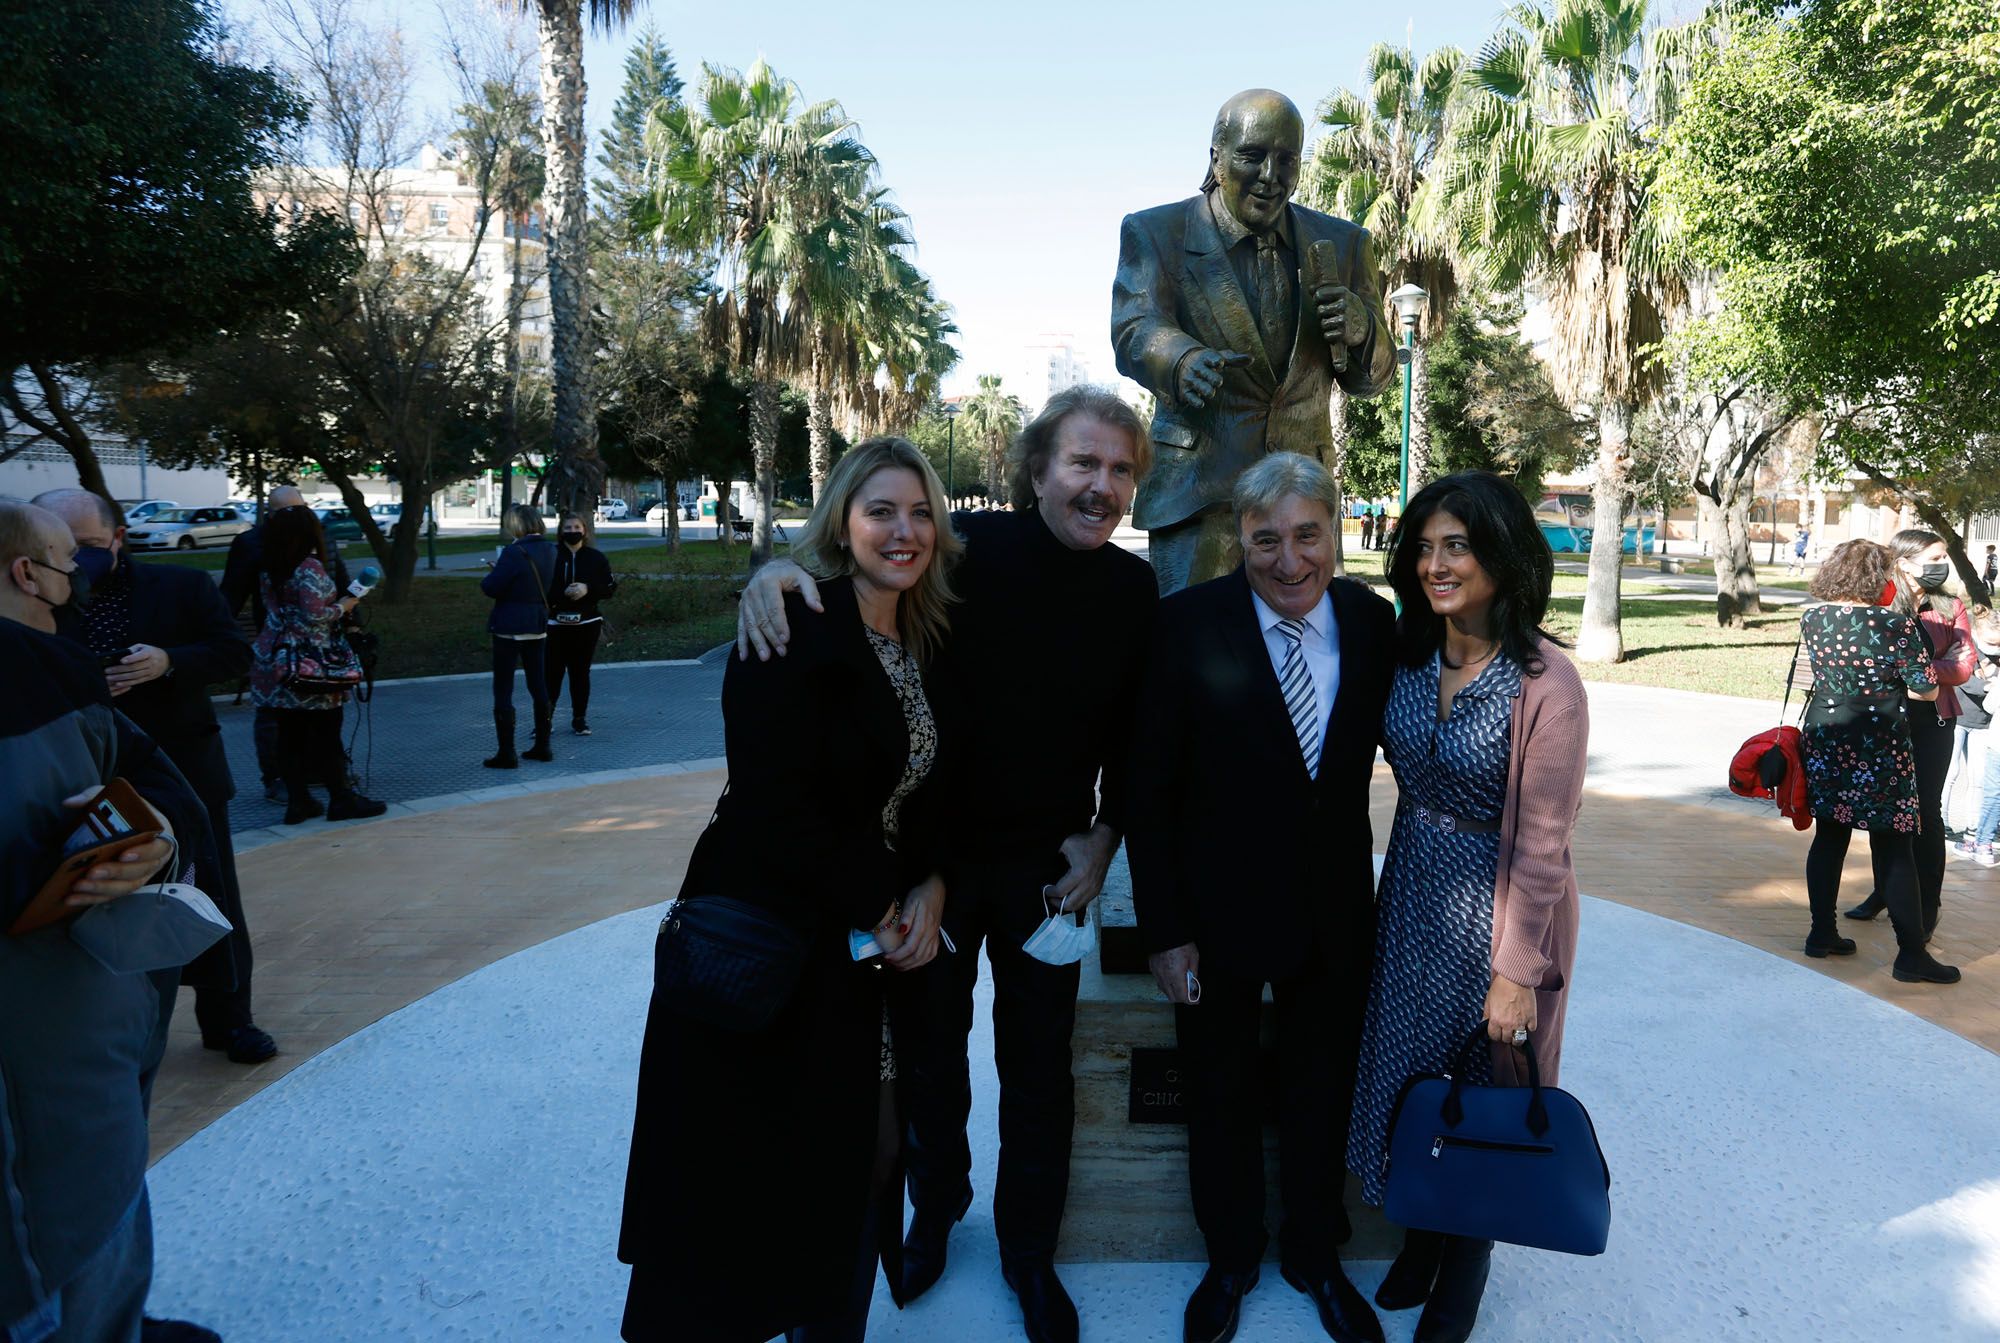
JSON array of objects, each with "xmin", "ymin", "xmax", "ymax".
[
  {"xmin": 1382, "ymin": 1022, "xmax": 1612, "ymax": 1256},
  {"xmin": 653, "ymin": 894, "xmax": 808, "ymax": 1033}
]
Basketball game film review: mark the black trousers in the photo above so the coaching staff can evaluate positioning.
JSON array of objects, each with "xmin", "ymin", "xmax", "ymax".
[
  {"xmin": 492, "ymin": 635, "xmax": 550, "ymax": 718},
  {"xmin": 1174, "ymin": 948, "xmax": 1363, "ymax": 1273},
  {"xmin": 546, "ymin": 622, "xmax": 602, "ymax": 724},
  {"xmin": 1911, "ymin": 700, "xmax": 1953, "ymax": 928},
  {"xmin": 257, "ymin": 704, "xmax": 345, "ymax": 786},
  {"xmin": 1808, "ymin": 819, "xmax": 1923, "ymax": 949},
  {"xmin": 188, "ymin": 799, "xmax": 255, "ymax": 1036},
  {"xmin": 893, "ymin": 849, "xmax": 1078, "ymax": 1267},
  {"xmin": 275, "ymin": 707, "xmax": 347, "ymax": 796}
]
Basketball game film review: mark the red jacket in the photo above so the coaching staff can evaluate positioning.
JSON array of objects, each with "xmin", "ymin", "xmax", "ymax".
[{"xmin": 1729, "ymin": 725, "xmax": 1811, "ymax": 829}]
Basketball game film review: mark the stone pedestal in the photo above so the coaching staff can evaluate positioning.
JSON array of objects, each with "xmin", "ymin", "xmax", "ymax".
[{"xmin": 1055, "ymin": 856, "xmax": 1398, "ymax": 1263}]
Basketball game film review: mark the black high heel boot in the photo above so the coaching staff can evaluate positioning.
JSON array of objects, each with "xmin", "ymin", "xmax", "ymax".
[
  {"xmin": 483, "ymin": 708, "xmax": 518, "ymax": 769},
  {"xmin": 1886, "ymin": 875, "xmax": 1959, "ymax": 983},
  {"xmin": 899, "ymin": 1184, "xmax": 973, "ymax": 1305},
  {"xmin": 522, "ymin": 706, "xmax": 554, "ymax": 762},
  {"xmin": 1376, "ymin": 1228, "xmax": 1444, "ymax": 1310},
  {"xmin": 1843, "ymin": 889, "xmax": 1885, "ymax": 920},
  {"xmin": 1413, "ymin": 1236, "xmax": 1491, "ymax": 1343}
]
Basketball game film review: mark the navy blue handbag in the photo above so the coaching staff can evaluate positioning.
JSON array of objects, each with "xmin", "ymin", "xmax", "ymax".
[{"xmin": 1382, "ymin": 1022, "xmax": 1611, "ymax": 1256}]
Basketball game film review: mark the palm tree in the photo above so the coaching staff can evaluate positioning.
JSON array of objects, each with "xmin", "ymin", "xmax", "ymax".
[
  {"xmin": 511, "ymin": 0, "xmax": 639, "ymax": 519},
  {"xmin": 1426, "ymin": 0, "xmax": 1703, "ymax": 662},
  {"xmin": 959, "ymin": 374, "xmax": 1022, "ymax": 504},
  {"xmin": 453, "ymin": 79, "xmax": 544, "ymax": 530},
  {"xmin": 641, "ymin": 59, "xmax": 876, "ymax": 563},
  {"xmin": 1304, "ymin": 42, "xmax": 1467, "ymax": 492}
]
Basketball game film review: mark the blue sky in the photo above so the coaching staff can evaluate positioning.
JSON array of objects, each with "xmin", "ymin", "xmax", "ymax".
[{"xmin": 228, "ymin": 1, "xmax": 1590, "ymax": 396}]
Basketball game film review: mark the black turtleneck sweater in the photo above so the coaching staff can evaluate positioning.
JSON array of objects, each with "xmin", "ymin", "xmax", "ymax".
[{"xmin": 935, "ymin": 506, "xmax": 1157, "ymax": 850}]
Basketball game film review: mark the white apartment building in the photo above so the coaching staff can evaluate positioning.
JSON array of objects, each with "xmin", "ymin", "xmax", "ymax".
[{"xmin": 1010, "ymin": 334, "xmax": 1091, "ymax": 417}]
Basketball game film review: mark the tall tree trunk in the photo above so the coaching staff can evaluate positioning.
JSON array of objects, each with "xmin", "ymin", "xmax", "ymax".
[
  {"xmin": 986, "ymin": 434, "xmax": 1002, "ymax": 504},
  {"xmin": 715, "ymin": 476, "xmax": 733, "ymax": 551},
  {"xmin": 807, "ymin": 387, "xmax": 834, "ymax": 506},
  {"xmin": 748, "ymin": 377, "xmax": 779, "ymax": 565},
  {"xmin": 1407, "ymin": 342, "xmax": 1433, "ymax": 491},
  {"xmin": 533, "ymin": 1, "xmax": 602, "ymax": 519},
  {"xmin": 1713, "ymin": 479, "xmax": 1763, "ymax": 628},
  {"xmin": 665, "ymin": 486, "xmax": 680, "ymax": 551},
  {"xmin": 1325, "ymin": 388, "xmax": 1349, "ymax": 577},
  {"xmin": 1578, "ymin": 400, "xmax": 1632, "ymax": 664},
  {"xmin": 12, "ymin": 363, "xmax": 110, "ymax": 500},
  {"xmin": 498, "ymin": 216, "xmax": 526, "ymax": 532}
]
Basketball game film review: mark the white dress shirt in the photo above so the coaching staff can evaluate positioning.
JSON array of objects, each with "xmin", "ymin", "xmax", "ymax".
[{"xmin": 1251, "ymin": 588, "xmax": 1339, "ymax": 747}]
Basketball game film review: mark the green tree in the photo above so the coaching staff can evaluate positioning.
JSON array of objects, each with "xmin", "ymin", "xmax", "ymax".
[
  {"xmin": 0, "ymin": 0, "xmax": 348, "ymax": 500},
  {"xmin": 510, "ymin": 0, "xmax": 640, "ymax": 519},
  {"xmin": 959, "ymin": 375, "xmax": 1023, "ymax": 503},
  {"xmin": 639, "ymin": 59, "xmax": 877, "ymax": 563},
  {"xmin": 1427, "ymin": 0, "xmax": 1707, "ymax": 662},
  {"xmin": 453, "ymin": 76, "xmax": 545, "ymax": 531},
  {"xmin": 592, "ymin": 29, "xmax": 682, "ymax": 234},
  {"xmin": 1659, "ymin": 0, "xmax": 2000, "ymax": 587},
  {"xmin": 1305, "ymin": 41, "xmax": 1468, "ymax": 491}
]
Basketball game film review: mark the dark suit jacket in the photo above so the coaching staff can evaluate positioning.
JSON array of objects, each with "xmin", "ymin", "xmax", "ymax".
[
  {"xmin": 1125, "ymin": 568, "xmax": 1396, "ymax": 983},
  {"xmin": 56, "ymin": 557, "xmax": 251, "ymax": 805},
  {"xmin": 1113, "ymin": 194, "xmax": 1396, "ymax": 531},
  {"xmin": 221, "ymin": 522, "xmax": 350, "ymax": 630}
]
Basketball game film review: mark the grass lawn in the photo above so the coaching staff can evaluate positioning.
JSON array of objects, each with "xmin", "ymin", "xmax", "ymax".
[
  {"xmin": 612, "ymin": 540, "xmax": 791, "ymax": 577},
  {"xmin": 348, "ymin": 576, "xmax": 738, "ymax": 679},
  {"xmin": 1543, "ymin": 595, "xmax": 1800, "ymax": 700}
]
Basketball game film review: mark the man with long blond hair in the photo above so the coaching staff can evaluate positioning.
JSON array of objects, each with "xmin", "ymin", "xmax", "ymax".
[{"xmin": 737, "ymin": 385, "xmax": 1157, "ymax": 1343}]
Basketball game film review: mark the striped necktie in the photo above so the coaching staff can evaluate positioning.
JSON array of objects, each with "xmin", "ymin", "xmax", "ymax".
[{"xmin": 1276, "ymin": 617, "xmax": 1322, "ymax": 778}]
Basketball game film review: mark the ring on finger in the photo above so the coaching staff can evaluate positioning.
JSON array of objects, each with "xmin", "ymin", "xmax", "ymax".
[{"xmin": 1511, "ymin": 1028, "xmax": 1529, "ymax": 1045}]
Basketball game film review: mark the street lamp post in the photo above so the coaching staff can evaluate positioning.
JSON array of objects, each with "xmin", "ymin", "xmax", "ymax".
[{"xmin": 1386, "ymin": 283, "xmax": 1430, "ymax": 517}]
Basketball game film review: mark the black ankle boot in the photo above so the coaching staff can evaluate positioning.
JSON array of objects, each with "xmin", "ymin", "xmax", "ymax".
[
  {"xmin": 327, "ymin": 789, "xmax": 387, "ymax": 821},
  {"xmin": 1843, "ymin": 890, "xmax": 1885, "ymax": 920},
  {"xmin": 1892, "ymin": 947, "xmax": 1962, "ymax": 984},
  {"xmin": 1803, "ymin": 926, "xmax": 1857, "ymax": 958},
  {"xmin": 1377, "ymin": 1228, "xmax": 1444, "ymax": 1310},
  {"xmin": 522, "ymin": 707, "xmax": 554, "ymax": 762},
  {"xmin": 281, "ymin": 784, "xmax": 323, "ymax": 825},
  {"xmin": 483, "ymin": 708, "xmax": 518, "ymax": 769},
  {"xmin": 898, "ymin": 1184, "xmax": 972, "ymax": 1305},
  {"xmin": 1414, "ymin": 1237, "xmax": 1491, "ymax": 1343},
  {"xmin": 1884, "ymin": 880, "xmax": 1956, "ymax": 982}
]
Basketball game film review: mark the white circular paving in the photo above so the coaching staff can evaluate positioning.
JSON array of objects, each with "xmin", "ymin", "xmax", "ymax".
[{"xmin": 146, "ymin": 896, "xmax": 2000, "ymax": 1342}]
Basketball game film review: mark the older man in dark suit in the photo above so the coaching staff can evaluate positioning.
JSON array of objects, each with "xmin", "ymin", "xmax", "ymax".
[
  {"xmin": 1113, "ymin": 88, "xmax": 1396, "ymax": 595},
  {"xmin": 35, "ymin": 488, "xmax": 273, "ymax": 1068},
  {"xmin": 1127, "ymin": 452, "xmax": 1395, "ymax": 1343}
]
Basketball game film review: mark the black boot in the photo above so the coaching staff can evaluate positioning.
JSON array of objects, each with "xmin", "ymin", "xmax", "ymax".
[
  {"xmin": 281, "ymin": 782, "xmax": 322, "ymax": 825},
  {"xmin": 327, "ymin": 787, "xmax": 387, "ymax": 821},
  {"xmin": 483, "ymin": 708, "xmax": 518, "ymax": 769},
  {"xmin": 1376, "ymin": 1228, "xmax": 1444, "ymax": 1310},
  {"xmin": 785, "ymin": 1190, "xmax": 881, "ymax": 1343},
  {"xmin": 1885, "ymin": 874, "xmax": 1959, "ymax": 983},
  {"xmin": 898, "ymin": 1184, "xmax": 972, "ymax": 1305},
  {"xmin": 523, "ymin": 706, "xmax": 554, "ymax": 762},
  {"xmin": 1413, "ymin": 1236, "xmax": 1491, "ymax": 1343},
  {"xmin": 1843, "ymin": 889, "xmax": 1885, "ymax": 920}
]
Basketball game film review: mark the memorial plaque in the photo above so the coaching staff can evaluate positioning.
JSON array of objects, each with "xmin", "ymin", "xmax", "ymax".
[{"xmin": 1128, "ymin": 1047, "xmax": 1189, "ymax": 1124}]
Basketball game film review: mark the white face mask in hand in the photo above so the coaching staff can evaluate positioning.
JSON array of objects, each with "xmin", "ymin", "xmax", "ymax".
[{"xmin": 1022, "ymin": 887, "xmax": 1094, "ymax": 966}]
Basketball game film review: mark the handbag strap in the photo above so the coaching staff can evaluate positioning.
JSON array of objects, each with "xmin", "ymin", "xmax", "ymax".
[
  {"xmin": 1779, "ymin": 632, "xmax": 1805, "ymax": 726},
  {"xmin": 1442, "ymin": 1020, "xmax": 1550, "ymax": 1137},
  {"xmin": 522, "ymin": 540, "xmax": 552, "ymax": 617}
]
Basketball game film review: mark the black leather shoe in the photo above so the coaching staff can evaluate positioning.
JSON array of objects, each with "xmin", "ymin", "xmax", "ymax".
[
  {"xmin": 201, "ymin": 1024, "xmax": 278, "ymax": 1064},
  {"xmin": 1282, "ymin": 1259, "xmax": 1384, "ymax": 1343},
  {"xmin": 1001, "ymin": 1260, "xmax": 1079, "ymax": 1343},
  {"xmin": 897, "ymin": 1185, "xmax": 972, "ymax": 1305},
  {"xmin": 1844, "ymin": 891, "xmax": 1885, "ymax": 920},
  {"xmin": 1183, "ymin": 1265, "xmax": 1259, "ymax": 1343},
  {"xmin": 1375, "ymin": 1229, "xmax": 1443, "ymax": 1310},
  {"xmin": 1803, "ymin": 928, "xmax": 1857, "ymax": 958},
  {"xmin": 1413, "ymin": 1237, "xmax": 1491, "ymax": 1343},
  {"xmin": 143, "ymin": 1320, "xmax": 222, "ymax": 1343}
]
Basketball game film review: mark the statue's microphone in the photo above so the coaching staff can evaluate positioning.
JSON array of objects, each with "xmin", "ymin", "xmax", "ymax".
[
  {"xmin": 1305, "ymin": 239, "xmax": 1349, "ymax": 376},
  {"xmin": 348, "ymin": 565, "xmax": 382, "ymax": 599}
]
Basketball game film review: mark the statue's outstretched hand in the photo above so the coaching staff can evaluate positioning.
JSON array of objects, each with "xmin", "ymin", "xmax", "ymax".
[{"xmin": 1177, "ymin": 348, "xmax": 1251, "ymax": 408}]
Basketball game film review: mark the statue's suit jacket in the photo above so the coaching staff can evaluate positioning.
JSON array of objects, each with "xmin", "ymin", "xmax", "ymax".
[{"xmin": 1112, "ymin": 194, "xmax": 1396, "ymax": 532}]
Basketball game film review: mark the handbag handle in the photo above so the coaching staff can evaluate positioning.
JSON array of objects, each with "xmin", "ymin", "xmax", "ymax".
[{"xmin": 1440, "ymin": 1019, "xmax": 1550, "ymax": 1138}]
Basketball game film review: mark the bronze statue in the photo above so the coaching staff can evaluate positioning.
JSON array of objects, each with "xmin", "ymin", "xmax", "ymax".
[{"xmin": 1112, "ymin": 88, "xmax": 1395, "ymax": 593}]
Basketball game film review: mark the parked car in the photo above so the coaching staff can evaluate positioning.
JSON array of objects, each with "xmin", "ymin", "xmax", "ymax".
[
  {"xmin": 632, "ymin": 495, "xmax": 662, "ymax": 518},
  {"xmin": 125, "ymin": 505, "xmax": 255, "ymax": 551},
  {"xmin": 313, "ymin": 506, "xmax": 365, "ymax": 541},
  {"xmin": 226, "ymin": 499, "xmax": 262, "ymax": 522},
  {"xmin": 118, "ymin": 499, "xmax": 180, "ymax": 525},
  {"xmin": 597, "ymin": 498, "xmax": 630, "ymax": 521}
]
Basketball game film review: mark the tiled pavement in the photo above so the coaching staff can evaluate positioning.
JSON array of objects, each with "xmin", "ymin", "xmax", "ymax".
[{"xmin": 149, "ymin": 697, "xmax": 2000, "ymax": 1160}]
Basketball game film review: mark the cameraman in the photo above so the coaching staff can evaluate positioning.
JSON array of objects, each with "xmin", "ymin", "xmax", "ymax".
[
  {"xmin": 1, "ymin": 498, "xmax": 221, "ymax": 1343},
  {"xmin": 222, "ymin": 486, "xmax": 350, "ymax": 802},
  {"xmin": 34, "ymin": 488, "xmax": 276, "ymax": 1067}
]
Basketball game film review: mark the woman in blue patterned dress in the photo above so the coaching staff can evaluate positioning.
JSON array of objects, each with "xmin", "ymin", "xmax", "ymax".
[
  {"xmin": 1797, "ymin": 539, "xmax": 1954, "ymax": 983},
  {"xmin": 1348, "ymin": 472, "xmax": 1589, "ymax": 1343}
]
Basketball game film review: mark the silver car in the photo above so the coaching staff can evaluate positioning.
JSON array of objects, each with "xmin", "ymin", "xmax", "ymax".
[{"xmin": 125, "ymin": 505, "xmax": 255, "ymax": 550}]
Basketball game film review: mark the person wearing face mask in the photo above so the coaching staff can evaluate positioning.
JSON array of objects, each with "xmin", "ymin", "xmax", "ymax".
[
  {"xmin": 546, "ymin": 512, "xmax": 617, "ymax": 737},
  {"xmin": 31, "ymin": 489, "xmax": 274, "ymax": 1070},
  {"xmin": 735, "ymin": 386, "xmax": 1158, "ymax": 1343},
  {"xmin": 1798, "ymin": 540, "xmax": 1955, "ymax": 982},
  {"xmin": 479, "ymin": 504, "xmax": 559, "ymax": 767},
  {"xmin": 1127, "ymin": 453, "xmax": 1397, "ymax": 1343},
  {"xmin": 620, "ymin": 438, "xmax": 959, "ymax": 1343},
  {"xmin": 1843, "ymin": 530, "xmax": 1975, "ymax": 937}
]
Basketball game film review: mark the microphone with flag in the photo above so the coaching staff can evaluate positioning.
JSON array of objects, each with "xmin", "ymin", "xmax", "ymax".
[{"xmin": 1303, "ymin": 238, "xmax": 1349, "ymax": 376}]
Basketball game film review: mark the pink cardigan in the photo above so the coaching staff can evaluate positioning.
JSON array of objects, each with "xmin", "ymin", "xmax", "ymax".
[{"xmin": 1488, "ymin": 639, "xmax": 1589, "ymax": 1087}]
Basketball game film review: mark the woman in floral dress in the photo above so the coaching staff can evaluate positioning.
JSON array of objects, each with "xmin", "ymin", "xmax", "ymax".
[{"xmin": 1798, "ymin": 539, "xmax": 1955, "ymax": 983}]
